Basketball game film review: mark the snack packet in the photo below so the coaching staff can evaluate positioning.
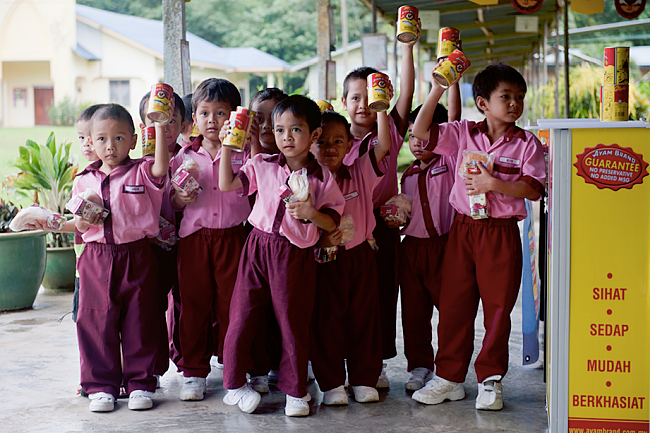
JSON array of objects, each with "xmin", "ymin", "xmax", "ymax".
[
  {"xmin": 150, "ymin": 216, "xmax": 179, "ymax": 250},
  {"xmin": 172, "ymin": 154, "xmax": 203, "ymax": 194},
  {"xmin": 277, "ymin": 168, "xmax": 310, "ymax": 204},
  {"xmin": 338, "ymin": 214, "xmax": 355, "ymax": 246},
  {"xmin": 380, "ymin": 193, "xmax": 413, "ymax": 224},
  {"xmin": 460, "ymin": 150, "xmax": 494, "ymax": 219},
  {"xmin": 66, "ymin": 188, "xmax": 110, "ymax": 223},
  {"xmin": 9, "ymin": 205, "xmax": 67, "ymax": 232}
]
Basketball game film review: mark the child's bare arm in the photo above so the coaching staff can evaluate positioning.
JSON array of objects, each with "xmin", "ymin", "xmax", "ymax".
[
  {"xmin": 374, "ymin": 83, "xmax": 394, "ymax": 164},
  {"xmin": 150, "ymin": 97, "xmax": 174, "ymax": 178},
  {"xmin": 412, "ymin": 83, "xmax": 446, "ymax": 142},
  {"xmin": 218, "ymin": 146, "xmax": 243, "ymax": 192},
  {"xmin": 448, "ymin": 82, "xmax": 462, "ymax": 122},
  {"xmin": 286, "ymin": 196, "xmax": 337, "ymax": 232},
  {"xmin": 391, "ymin": 25, "xmax": 420, "ymax": 137},
  {"xmin": 465, "ymin": 164, "xmax": 541, "ymax": 200}
]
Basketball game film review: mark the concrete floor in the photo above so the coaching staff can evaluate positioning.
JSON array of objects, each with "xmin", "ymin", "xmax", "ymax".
[{"xmin": 0, "ymin": 288, "xmax": 548, "ymax": 433}]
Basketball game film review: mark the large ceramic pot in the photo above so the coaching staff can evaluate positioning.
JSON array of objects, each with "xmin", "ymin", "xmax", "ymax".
[
  {"xmin": 0, "ymin": 230, "xmax": 47, "ymax": 311},
  {"xmin": 42, "ymin": 246, "xmax": 76, "ymax": 292}
]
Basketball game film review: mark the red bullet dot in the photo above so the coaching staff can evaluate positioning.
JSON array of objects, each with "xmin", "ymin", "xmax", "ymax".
[
  {"xmin": 607, "ymin": 309, "xmax": 612, "ymax": 315},
  {"xmin": 607, "ymin": 273, "xmax": 613, "ymax": 279},
  {"xmin": 607, "ymin": 345, "xmax": 612, "ymax": 351},
  {"xmin": 606, "ymin": 381, "xmax": 612, "ymax": 387}
]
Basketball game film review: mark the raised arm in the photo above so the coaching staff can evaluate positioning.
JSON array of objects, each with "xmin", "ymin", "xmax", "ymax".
[
  {"xmin": 218, "ymin": 145, "xmax": 243, "ymax": 192},
  {"xmin": 374, "ymin": 111, "xmax": 391, "ymax": 164},
  {"xmin": 412, "ymin": 81, "xmax": 446, "ymax": 142},
  {"xmin": 149, "ymin": 97, "xmax": 174, "ymax": 178},
  {"xmin": 391, "ymin": 20, "xmax": 420, "ymax": 137},
  {"xmin": 448, "ymin": 82, "xmax": 462, "ymax": 122}
]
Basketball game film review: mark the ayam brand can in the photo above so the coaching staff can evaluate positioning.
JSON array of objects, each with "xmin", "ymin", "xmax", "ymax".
[
  {"xmin": 316, "ymin": 100, "xmax": 334, "ymax": 112},
  {"xmin": 142, "ymin": 126, "xmax": 156, "ymax": 157},
  {"xmin": 437, "ymin": 27, "xmax": 461, "ymax": 60},
  {"xmin": 367, "ymin": 73, "xmax": 390, "ymax": 112},
  {"xmin": 432, "ymin": 50, "xmax": 471, "ymax": 88},
  {"xmin": 147, "ymin": 83, "xmax": 174, "ymax": 123},
  {"xmin": 600, "ymin": 85, "xmax": 629, "ymax": 122},
  {"xmin": 603, "ymin": 47, "xmax": 629, "ymax": 86},
  {"xmin": 222, "ymin": 107, "xmax": 255, "ymax": 152},
  {"xmin": 190, "ymin": 123, "xmax": 200, "ymax": 138},
  {"xmin": 396, "ymin": 5, "xmax": 419, "ymax": 43}
]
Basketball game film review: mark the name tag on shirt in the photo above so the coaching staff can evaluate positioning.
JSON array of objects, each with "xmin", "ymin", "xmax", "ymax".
[
  {"xmin": 344, "ymin": 191, "xmax": 359, "ymax": 201},
  {"xmin": 123, "ymin": 185, "xmax": 145, "ymax": 194},
  {"xmin": 429, "ymin": 165, "xmax": 448, "ymax": 177},
  {"xmin": 231, "ymin": 159, "xmax": 243, "ymax": 165},
  {"xmin": 499, "ymin": 156, "xmax": 520, "ymax": 165}
]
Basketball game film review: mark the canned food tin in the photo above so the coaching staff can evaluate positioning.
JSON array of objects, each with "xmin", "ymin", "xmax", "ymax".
[
  {"xmin": 437, "ymin": 27, "xmax": 461, "ymax": 60},
  {"xmin": 432, "ymin": 50, "xmax": 471, "ymax": 88},
  {"xmin": 147, "ymin": 83, "xmax": 174, "ymax": 123},
  {"xmin": 222, "ymin": 107, "xmax": 255, "ymax": 152},
  {"xmin": 600, "ymin": 85, "xmax": 629, "ymax": 122},
  {"xmin": 396, "ymin": 6, "xmax": 419, "ymax": 43},
  {"xmin": 603, "ymin": 47, "xmax": 629, "ymax": 86},
  {"xmin": 142, "ymin": 126, "xmax": 156, "ymax": 157},
  {"xmin": 190, "ymin": 123, "xmax": 199, "ymax": 138},
  {"xmin": 367, "ymin": 73, "xmax": 391, "ymax": 112},
  {"xmin": 316, "ymin": 100, "xmax": 334, "ymax": 112}
]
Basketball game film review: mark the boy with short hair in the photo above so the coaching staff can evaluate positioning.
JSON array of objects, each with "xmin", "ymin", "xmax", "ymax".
[
  {"xmin": 172, "ymin": 78, "xmax": 251, "ymax": 402},
  {"xmin": 340, "ymin": 27, "xmax": 418, "ymax": 387},
  {"xmin": 180, "ymin": 93, "xmax": 195, "ymax": 146},
  {"xmin": 219, "ymin": 95, "xmax": 345, "ymax": 417},
  {"xmin": 74, "ymin": 103, "xmax": 170, "ymax": 412},
  {"xmin": 138, "ymin": 90, "xmax": 188, "ymax": 382},
  {"xmin": 411, "ymin": 64, "xmax": 546, "ymax": 410}
]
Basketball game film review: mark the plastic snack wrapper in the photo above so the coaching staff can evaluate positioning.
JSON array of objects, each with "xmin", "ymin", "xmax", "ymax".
[
  {"xmin": 150, "ymin": 216, "xmax": 179, "ymax": 250},
  {"xmin": 461, "ymin": 150, "xmax": 494, "ymax": 220},
  {"xmin": 277, "ymin": 168, "xmax": 310, "ymax": 205},
  {"xmin": 338, "ymin": 214, "xmax": 355, "ymax": 246},
  {"xmin": 9, "ymin": 205, "xmax": 67, "ymax": 232},
  {"xmin": 66, "ymin": 188, "xmax": 109, "ymax": 223},
  {"xmin": 172, "ymin": 154, "xmax": 203, "ymax": 194},
  {"xmin": 380, "ymin": 193, "xmax": 413, "ymax": 224}
]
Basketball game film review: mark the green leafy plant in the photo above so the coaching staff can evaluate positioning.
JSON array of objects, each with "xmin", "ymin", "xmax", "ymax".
[
  {"xmin": 10, "ymin": 133, "xmax": 78, "ymax": 247},
  {"xmin": 47, "ymin": 96, "xmax": 93, "ymax": 126}
]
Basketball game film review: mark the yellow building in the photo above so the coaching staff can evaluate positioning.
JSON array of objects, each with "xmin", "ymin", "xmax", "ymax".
[{"xmin": 0, "ymin": 0, "xmax": 290, "ymax": 127}]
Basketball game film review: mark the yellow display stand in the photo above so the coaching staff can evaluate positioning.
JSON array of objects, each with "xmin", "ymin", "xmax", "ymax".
[{"xmin": 544, "ymin": 119, "xmax": 650, "ymax": 432}]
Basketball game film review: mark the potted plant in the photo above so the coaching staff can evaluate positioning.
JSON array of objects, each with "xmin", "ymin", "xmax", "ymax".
[
  {"xmin": 10, "ymin": 132, "xmax": 78, "ymax": 291},
  {"xmin": 0, "ymin": 197, "xmax": 47, "ymax": 311}
]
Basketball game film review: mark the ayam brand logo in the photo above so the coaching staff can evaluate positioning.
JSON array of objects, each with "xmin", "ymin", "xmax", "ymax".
[{"xmin": 574, "ymin": 143, "xmax": 649, "ymax": 191}]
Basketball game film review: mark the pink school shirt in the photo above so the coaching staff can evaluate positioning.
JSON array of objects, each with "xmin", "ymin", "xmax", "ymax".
[
  {"xmin": 237, "ymin": 153, "xmax": 346, "ymax": 249},
  {"xmin": 427, "ymin": 120, "xmax": 546, "ymax": 220},
  {"xmin": 335, "ymin": 149, "xmax": 385, "ymax": 250},
  {"xmin": 342, "ymin": 114, "xmax": 404, "ymax": 208},
  {"xmin": 400, "ymin": 155, "xmax": 457, "ymax": 238},
  {"xmin": 73, "ymin": 157, "xmax": 164, "ymax": 244},
  {"xmin": 172, "ymin": 136, "xmax": 251, "ymax": 238}
]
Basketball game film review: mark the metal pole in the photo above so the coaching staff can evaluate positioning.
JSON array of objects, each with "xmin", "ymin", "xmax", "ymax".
[
  {"xmin": 543, "ymin": 20, "xmax": 548, "ymax": 86},
  {"xmin": 371, "ymin": 0, "xmax": 377, "ymax": 33},
  {"xmin": 341, "ymin": 0, "xmax": 349, "ymax": 73},
  {"xmin": 317, "ymin": 0, "xmax": 331, "ymax": 100},
  {"xmin": 554, "ymin": 3, "xmax": 560, "ymax": 118},
  {"xmin": 163, "ymin": 0, "xmax": 188, "ymax": 94},
  {"xmin": 563, "ymin": 0, "xmax": 570, "ymax": 118}
]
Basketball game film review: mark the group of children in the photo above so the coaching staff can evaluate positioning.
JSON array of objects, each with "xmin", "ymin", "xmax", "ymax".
[{"xmin": 36, "ymin": 26, "xmax": 545, "ymax": 417}]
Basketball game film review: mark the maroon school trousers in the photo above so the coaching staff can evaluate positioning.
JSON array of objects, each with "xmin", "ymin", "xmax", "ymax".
[
  {"xmin": 372, "ymin": 209, "xmax": 400, "ymax": 360},
  {"xmin": 310, "ymin": 241, "xmax": 383, "ymax": 392},
  {"xmin": 434, "ymin": 214, "xmax": 522, "ymax": 384},
  {"xmin": 399, "ymin": 234, "xmax": 448, "ymax": 372},
  {"xmin": 151, "ymin": 244, "xmax": 178, "ymax": 376},
  {"xmin": 223, "ymin": 228, "xmax": 317, "ymax": 398},
  {"xmin": 77, "ymin": 239, "xmax": 158, "ymax": 398},
  {"xmin": 176, "ymin": 225, "xmax": 247, "ymax": 378}
]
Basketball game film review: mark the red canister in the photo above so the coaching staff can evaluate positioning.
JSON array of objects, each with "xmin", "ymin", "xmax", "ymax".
[
  {"xmin": 437, "ymin": 27, "xmax": 461, "ymax": 60},
  {"xmin": 396, "ymin": 6, "xmax": 419, "ymax": 43},
  {"xmin": 432, "ymin": 50, "xmax": 471, "ymax": 88},
  {"xmin": 147, "ymin": 83, "xmax": 174, "ymax": 123},
  {"xmin": 367, "ymin": 73, "xmax": 391, "ymax": 112}
]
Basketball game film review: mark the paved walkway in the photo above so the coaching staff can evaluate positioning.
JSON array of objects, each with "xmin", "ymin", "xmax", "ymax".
[{"xmin": 0, "ymin": 288, "xmax": 548, "ymax": 433}]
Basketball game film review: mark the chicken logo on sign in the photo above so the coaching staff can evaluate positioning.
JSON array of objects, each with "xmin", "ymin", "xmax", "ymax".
[
  {"xmin": 511, "ymin": 0, "xmax": 544, "ymax": 14},
  {"xmin": 616, "ymin": 0, "xmax": 646, "ymax": 19}
]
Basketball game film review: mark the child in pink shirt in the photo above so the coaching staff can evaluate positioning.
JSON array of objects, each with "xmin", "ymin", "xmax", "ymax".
[
  {"xmin": 309, "ymin": 106, "xmax": 391, "ymax": 405},
  {"xmin": 411, "ymin": 64, "xmax": 546, "ymax": 411},
  {"xmin": 179, "ymin": 93, "xmax": 195, "ymax": 147},
  {"xmin": 74, "ymin": 103, "xmax": 170, "ymax": 412},
  {"xmin": 171, "ymin": 78, "xmax": 251, "ymax": 402},
  {"xmin": 219, "ymin": 95, "xmax": 345, "ymax": 417}
]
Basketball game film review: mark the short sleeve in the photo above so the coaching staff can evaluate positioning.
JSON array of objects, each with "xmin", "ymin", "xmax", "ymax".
[
  {"xmin": 426, "ymin": 120, "xmax": 465, "ymax": 156},
  {"xmin": 237, "ymin": 154, "xmax": 260, "ymax": 197},
  {"xmin": 519, "ymin": 134, "xmax": 546, "ymax": 200},
  {"xmin": 312, "ymin": 171, "xmax": 345, "ymax": 225},
  {"xmin": 139, "ymin": 158, "xmax": 165, "ymax": 190}
]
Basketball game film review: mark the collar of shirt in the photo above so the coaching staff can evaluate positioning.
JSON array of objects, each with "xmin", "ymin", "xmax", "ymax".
[
  {"xmin": 335, "ymin": 164, "xmax": 352, "ymax": 181},
  {"xmin": 77, "ymin": 156, "xmax": 140, "ymax": 177},
  {"xmin": 402, "ymin": 154, "xmax": 441, "ymax": 178},
  {"xmin": 189, "ymin": 135, "xmax": 204, "ymax": 152},
  {"xmin": 264, "ymin": 152, "xmax": 324, "ymax": 181},
  {"xmin": 471, "ymin": 120, "xmax": 527, "ymax": 143}
]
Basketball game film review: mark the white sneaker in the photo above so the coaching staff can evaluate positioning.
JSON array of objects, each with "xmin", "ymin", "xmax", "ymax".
[
  {"xmin": 476, "ymin": 375, "xmax": 504, "ymax": 411},
  {"xmin": 88, "ymin": 392, "xmax": 115, "ymax": 412},
  {"xmin": 351, "ymin": 385, "xmax": 379, "ymax": 403},
  {"xmin": 249, "ymin": 375, "xmax": 269, "ymax": 393},
  {"xmin": 322, "ymin": 385, "xmax": 348, "ymax": 406},
  {"xmin": 154, "ymin": 375, "xmax": 161, "ymax": 389},
  {"xmin": 412, "ymin": 375, "xmax": 465, "ymax": 405},
  {"xmin": 405, "ymin": 367, "xmax": 433, "ymax": 391},
  {"xmin": 128, "ymin": 390, "xmax": 154, "ymax": 410},
  {"xmin": 179, "ymin": 376, "xmax": 206, "ymax": 401},
  {"xmin": 307, "ymin": 361, "xmax": 315, "ymax": 381},
  {"xmin": 375, "ymin": 363, "xmax": 389, "ymax": 389},
  {"xmin": 268, "ymin": 369, "xmax": 280, "ymax": 385},
  {"xmin": 224, "ymin": 383, "xmax": 261, "ymax": 413},
  {"xmin": 210, "ymin": 356, "xmax": 224, "ymax": 369},
  {"xmin": 285, "ymin": 393, "xmax": 311, "ymax": 417}
]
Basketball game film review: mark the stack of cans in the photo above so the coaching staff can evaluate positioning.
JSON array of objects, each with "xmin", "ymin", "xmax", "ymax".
[
  {"xmin": 601, "ymin": 47, "xmax": 629, "ymax": 122},
  {"xmin": 432, "ymin": 27, "xmax": 470, "ymax": 88}
]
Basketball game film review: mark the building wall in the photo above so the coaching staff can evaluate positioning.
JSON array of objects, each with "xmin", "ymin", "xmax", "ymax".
[{"xmin": 2, "ymin": 61, "xmax": 51, "ymax": 127}]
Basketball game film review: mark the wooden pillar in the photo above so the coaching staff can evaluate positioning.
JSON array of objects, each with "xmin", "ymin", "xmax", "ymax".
[
  {"xmin": 371, "ymin": 0, "xmax": 377, "ymax": 33},
  {"xmin": 163, "ymin": 0, "xmax": 190, "ymax": 94},
  {"xmin": 317, "ymin": 0, "xmax": 331, "ymax": 100}
]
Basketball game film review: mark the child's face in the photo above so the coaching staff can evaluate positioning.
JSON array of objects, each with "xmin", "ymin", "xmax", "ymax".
[
  {"xmin": 77, "ymin": 119, "xmax": 98, "ymax": 162},
  {"xmin": 479, "ymin": 82, "xmax": 526, "ymax": 125},
  {"xmin": 193, "ymin": 99, "xmax": 232, "ymax": 145},
  {"xmin": 408, "ymin": 124, "xmax": 435, "ymax": 161},
  {"xmin": 90, "ymin": 118, "xmax": 137, "ymax": 171},
  {"xmin": 342, "ymin": 78, "xmax": 377, "ymax": 130},
  {"xmin": 251, "ymin": 98, "xmax": 279, "ymax": 153},
  {"xmin": 273, "ymin": 111, "xmax": 321, "ymax": 160},
  {"xmin": 311, "ymin": 121, "xmax": 351, "ymax": 172},
  {"xmin": 164, "ymin": 107, "xmax": 185, "ymax": 152}
]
